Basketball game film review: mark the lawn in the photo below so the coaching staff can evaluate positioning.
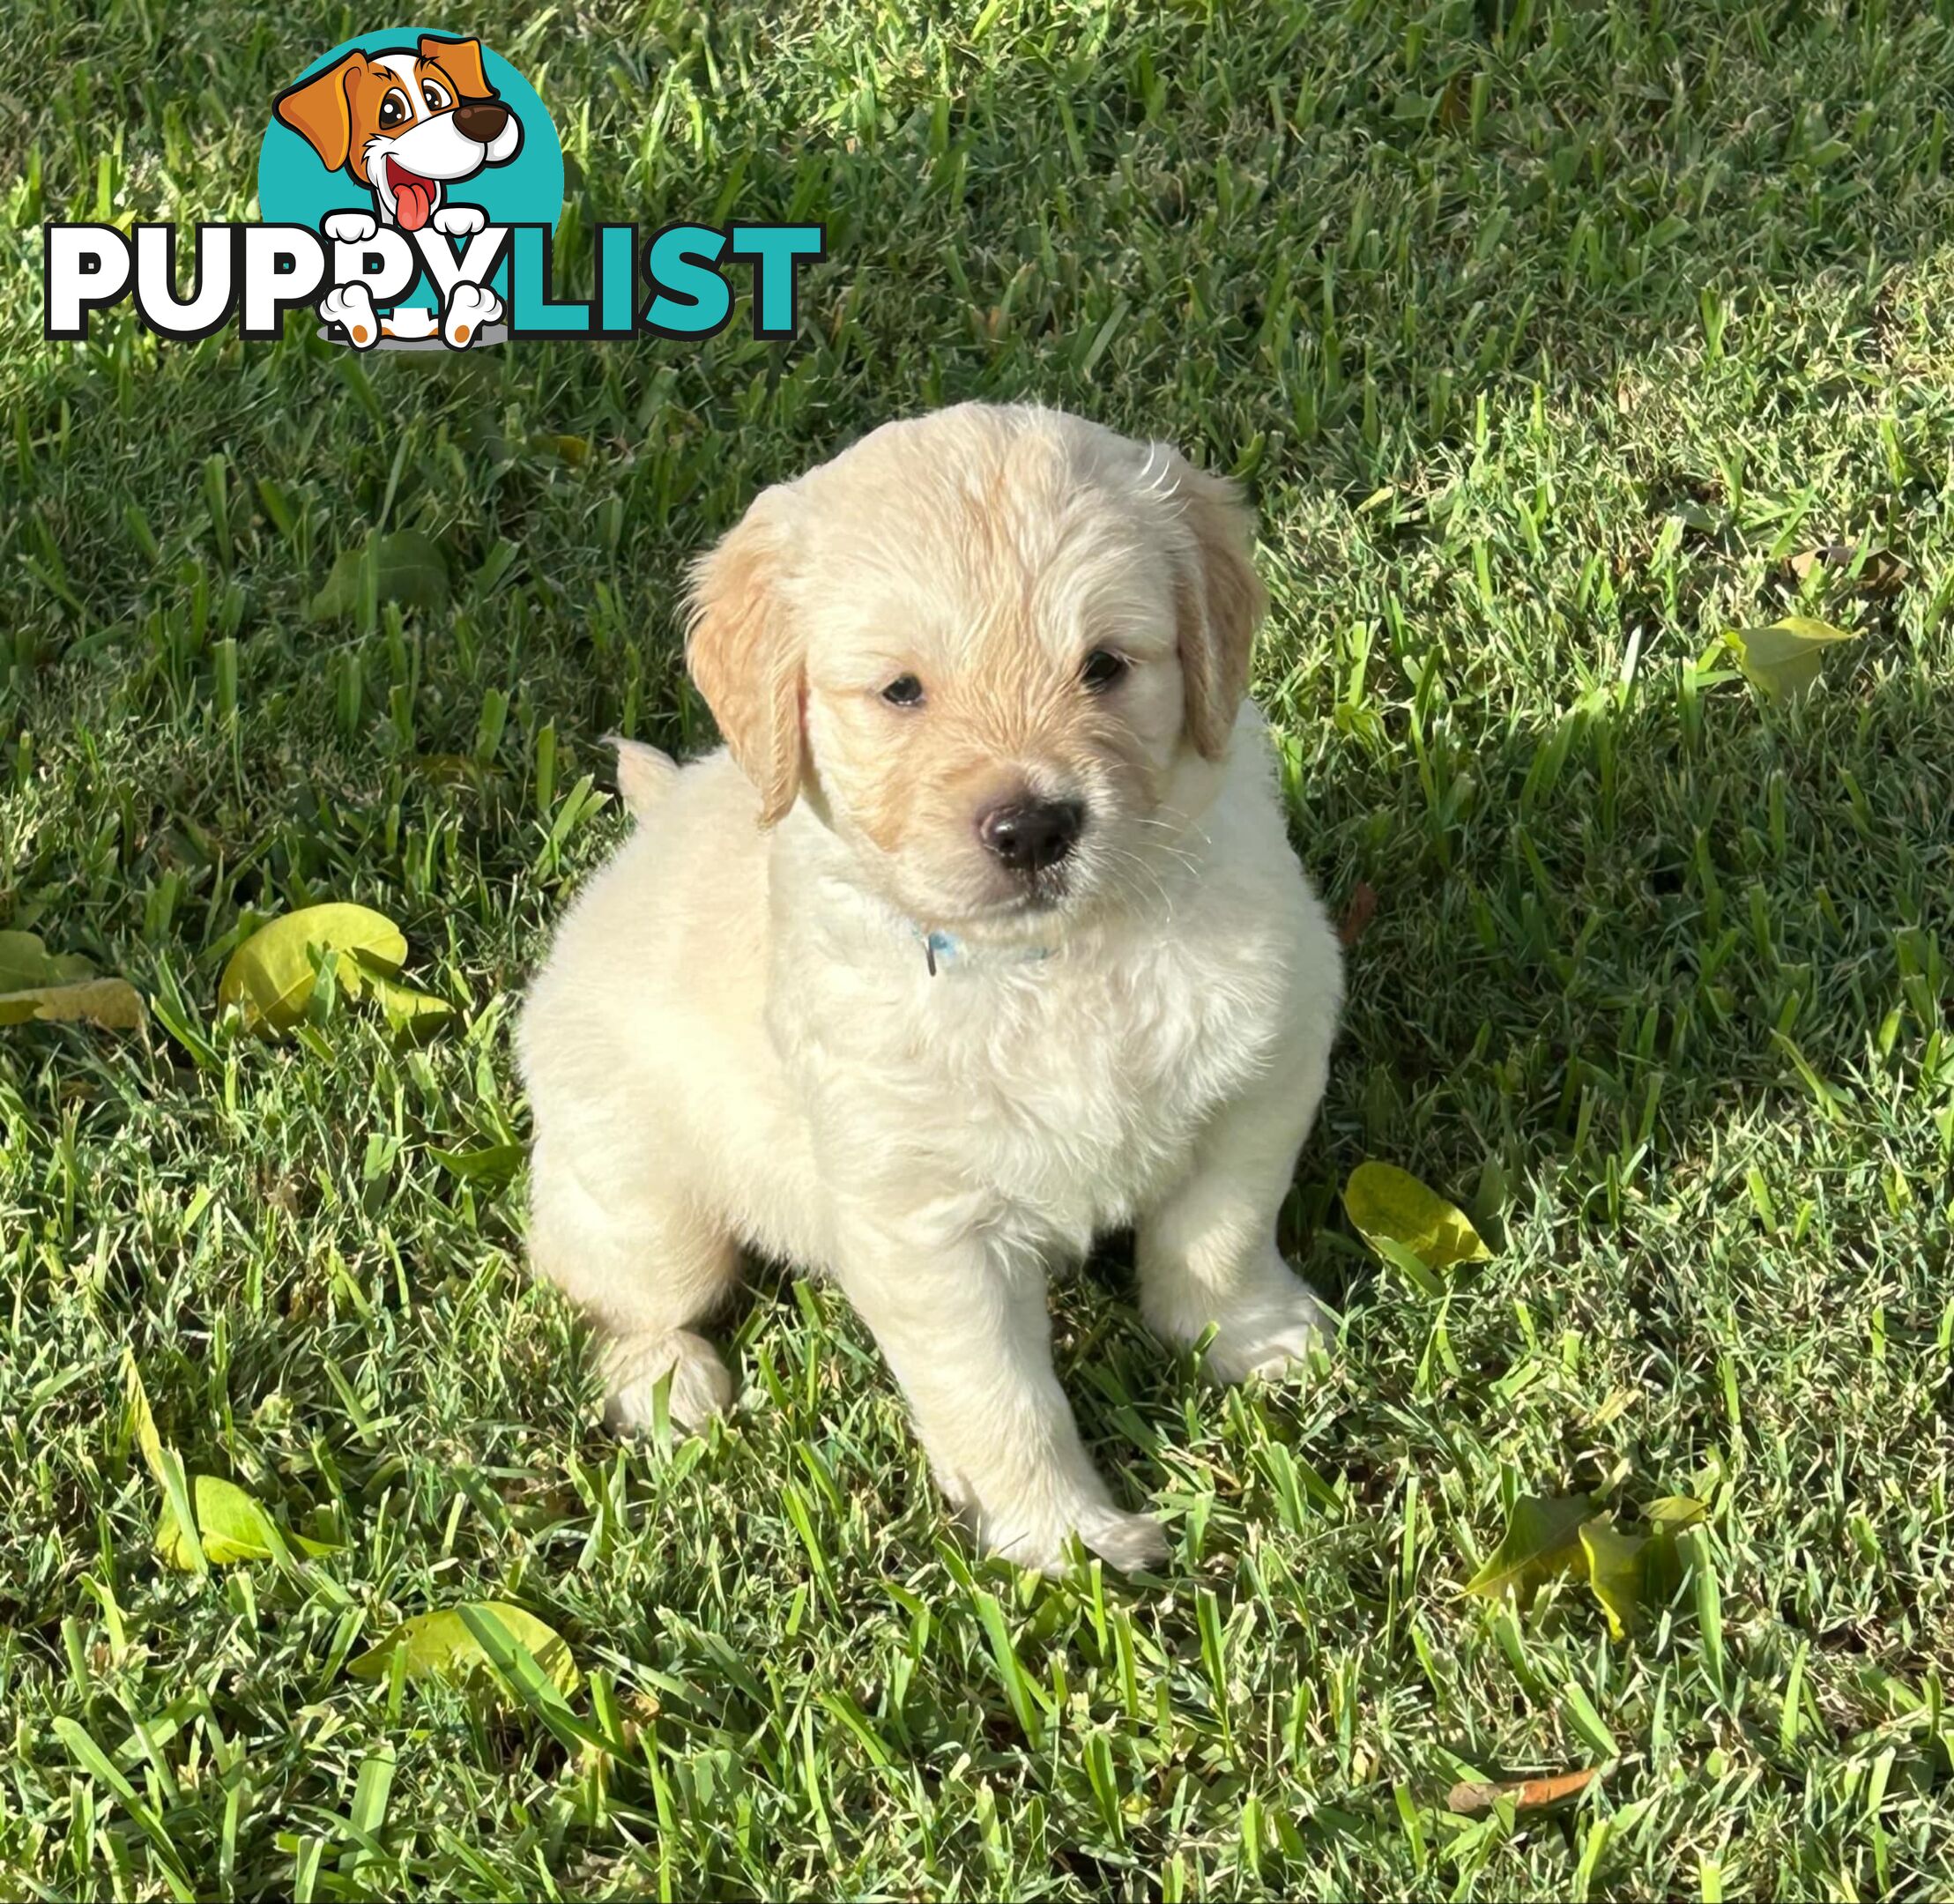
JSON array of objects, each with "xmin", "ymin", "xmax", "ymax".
[{"xmin": 4, "ymin": 0, "xmax": 1953, "ymax": 1895}]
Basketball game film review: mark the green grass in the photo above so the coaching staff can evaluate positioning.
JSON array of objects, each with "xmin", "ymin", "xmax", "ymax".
[{"xmin": 4, "ymin": 0, "xmax": 1954, "ymax": 1895}]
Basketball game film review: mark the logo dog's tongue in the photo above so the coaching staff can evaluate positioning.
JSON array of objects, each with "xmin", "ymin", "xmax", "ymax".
[{"xmin": 391, "ymin": 171, "xmax": 435, "ymax": 231}]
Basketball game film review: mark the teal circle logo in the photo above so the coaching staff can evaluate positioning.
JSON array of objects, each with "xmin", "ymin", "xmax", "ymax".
[{"xmin": 258, "ymin": 29, "xmax": 562, "ymax": 346}]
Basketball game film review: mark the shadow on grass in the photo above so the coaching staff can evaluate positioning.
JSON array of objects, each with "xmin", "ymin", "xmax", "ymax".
[{"xmin": 1034, "ymin": 643, "xmax": 1947, "ymax": 1603}]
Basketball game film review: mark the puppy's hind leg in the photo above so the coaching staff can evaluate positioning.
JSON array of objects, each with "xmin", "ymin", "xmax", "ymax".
[{"xmin": 527, "ymin": 1138, "xmax": 739, "ymax": 1431}]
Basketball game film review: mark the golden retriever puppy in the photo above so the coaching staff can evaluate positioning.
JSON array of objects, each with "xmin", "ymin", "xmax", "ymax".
[{"xmin": 517, "ymin": 403, "xmax": 1341, "ymax": 1573}]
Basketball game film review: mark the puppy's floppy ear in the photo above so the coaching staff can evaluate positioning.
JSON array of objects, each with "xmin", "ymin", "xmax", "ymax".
[
  {"xmin": 1157, "ymin": 447, "xmax": 1267, "ymax": 760},
  {"xmin": 420, "ymin": 33, "xmax": 494, "ymax": 100},
  {"xmin": 685, "ymin": 491, "xmax": 806, "ymax": 825},
  {"xmin": 274, "ymin": 56, "xmax": 361, "ymax": 172}
]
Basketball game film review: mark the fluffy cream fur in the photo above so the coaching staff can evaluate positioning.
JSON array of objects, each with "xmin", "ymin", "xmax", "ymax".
[{"xmin": 517, "ymin": 403, "xmax": 1342, "ymax": 1573}]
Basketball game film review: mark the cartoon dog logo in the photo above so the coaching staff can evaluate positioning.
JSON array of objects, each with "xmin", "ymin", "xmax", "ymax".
[{"xmin": 273, "ymin": 33, "xmax": 522, "ymax": 345}]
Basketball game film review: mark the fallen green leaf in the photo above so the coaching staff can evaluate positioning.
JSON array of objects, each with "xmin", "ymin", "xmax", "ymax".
[
  {"xmin": 1638, "ymin": 1522, "xmax": 1690, "ymax": 1618},
  {"xmin": 456, "ymin": 1605, "xmax": 614, "ymax": 1756},
  {"xmin": 0, "ymin": 977, "xmax": 146, "ymax": 1030},
  {"xmin": 155, "ymin": 1473, "xmax": 338, "ymax": 1567},
  {"xmin": 1574, "ymin": 1496, "xmax": 1707, "ymax": 1638},
  {"xmin": 349, "ymin": 1603, "xmax": 579, "ymax": 1697},
  {"xmin": 157, "ymin": 1475, "xmax": 273, "ymax": 1566},
  {"xmin": 123, "ymin": 1353, "xmax": 208, "ymax": 1583},
  {"xmin": 1722, "ymin": 615, "xmax": 1859, "ymax": 703},
  {"xmin": 309, "ymin": 530, "xmax": 450, "ymax": 620},
  {"xmin": 0, "ymin": 930, "xmax": 94, "ymax": 990},
  {"xmin": 218, "ymin": 904, "xmax": 406, "ymax": 1032},
  {"xmin": 350, "ymin": 964, "xmax": 454, "ymax": 1033},
  {"xmin": 1579, "ymin": 1518, "xmax": 1649, "ymax": 1641},
  {"xmin": 1344, "ymin": 1161, "xmax": 1491, "ymax": 1273},
  {"xmin": 1369, "ymin": 1233, "xmax": 1444, "ymax": 1298},
  {"xmin": 122, "ymin": 1349, "xmax": 167, "ymax": 1485},
  {"xmin": 530, "ymin": 432, "xmax": 590, "ymax": 466},
  {"xmin": 1465, "ymin": 1494, "xmax": 1591, "ymax": 1602},
  {"xmin": 429, "ymin": 1142, "xmax": 524, "ymax": 1180}
]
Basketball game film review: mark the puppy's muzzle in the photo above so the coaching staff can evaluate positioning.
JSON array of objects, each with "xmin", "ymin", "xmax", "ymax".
[
  {"xmin": 977, "ymin": 797, "xmax": 1085, "ymax": 875},
  {"xmin": 454, "ymin": 100, "xmax": 511, "ymax": 144}
]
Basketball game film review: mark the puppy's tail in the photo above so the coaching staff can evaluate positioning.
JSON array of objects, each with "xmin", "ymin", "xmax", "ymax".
[{"xmin": 607, "ymin": 735, "xmax": 680, "ymax": 818}]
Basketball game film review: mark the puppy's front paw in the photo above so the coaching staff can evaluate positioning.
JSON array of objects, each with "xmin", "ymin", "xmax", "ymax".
[
  {"xmin": 1206, "ymin": 1274, "xmax": 1334, "ymax": 1385},
  {"xmin": 1152, "ymin": 1262, "xmax": 1334, "ymax": 1386},
  {"xmin": 1074, "ymin": 1501, "xmax": 1172, "ymax": 1573},
  {"xmin": 979, "ymin": 1491, "xmax": 1168, "ymax": 1577},
  {"xmin": 602, "ymin": 1329, "xmax": 733, "ymax": 1432},
  {"xmin": 323, "ymin": 211, "xmax": 379, "ymax": 244},
  {"xmin": 432, "ymin": 204, "xmax": 487, "ymax": 238}
]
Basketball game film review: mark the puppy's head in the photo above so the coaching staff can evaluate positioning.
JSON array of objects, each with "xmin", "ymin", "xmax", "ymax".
[
  {"xmin": 274, "ymin": 35, "xmax": 523, "ymax": 230},
  {"xmin": 686, "ymin": 404, "xmax": 1264, "ymax": 941}
]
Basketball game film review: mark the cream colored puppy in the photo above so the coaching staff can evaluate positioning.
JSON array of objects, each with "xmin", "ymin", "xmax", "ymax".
[{"xmin": 517, "ymin": 403, "xmax": 1341, "ymax": 1573}]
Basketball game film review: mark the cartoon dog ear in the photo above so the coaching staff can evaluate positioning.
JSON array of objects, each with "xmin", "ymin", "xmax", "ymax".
[
  {"xmin": 274, "ymin": 55, "xmax": 361, "ymax": 172},
  {"xmin": 685, "ymin": 489, "xmax": 806, "ymax": 825},
  {"xmin": 1155, "ymin": 446, "xmax": 1267, "ymax": 761},
  {"xmin": 419, "ymin": 33, "xmax": 494, "ymax": 100}
]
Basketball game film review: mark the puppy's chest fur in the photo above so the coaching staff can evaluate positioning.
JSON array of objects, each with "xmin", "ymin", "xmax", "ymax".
[{"xmin": 781, "ymin": 906, "xmax": 1291, "ymax": 1251}]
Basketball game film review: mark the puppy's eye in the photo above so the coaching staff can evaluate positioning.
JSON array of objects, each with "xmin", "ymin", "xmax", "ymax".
[
  {"xmin": 1080, "ymin": 649, "xmax": 1129, "ymax": 692},
  {"xmin": 880, "ymin": 674, "xmax": 925, "ymax": 708},
  {"xmin": 377, "ymin": 91, "xmax": 410, "ymax": 128},
  {"xmin": 421, "ymin": 79, "xmax": 452, "ymax": 111}
]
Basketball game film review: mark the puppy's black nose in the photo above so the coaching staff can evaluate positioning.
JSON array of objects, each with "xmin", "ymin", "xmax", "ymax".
[
  {"xmin": 977, "ymin": 798, "xmax": 1084, "ymax": 874},
  {"xmin": 455, "ymin": 100, "xmax": 510, "ymax": 144}
]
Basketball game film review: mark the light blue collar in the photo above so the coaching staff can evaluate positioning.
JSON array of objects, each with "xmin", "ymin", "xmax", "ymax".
[{"xmin": 912, "ymin": 924, "xmax": 1053, "ymax": 978}]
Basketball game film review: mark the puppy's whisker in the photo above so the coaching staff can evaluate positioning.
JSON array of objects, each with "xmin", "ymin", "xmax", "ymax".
[
  {"xmin": 1093, "ymin": 842, "xmax": 1179, "ymax": 922},
  {"xmin": 1136, "ymin": 810, "xmax": 1214, "ymax": 857},
  {"xmin": 1120, "ymin": 822, "xmax": 1204, "ymax": 886}
]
